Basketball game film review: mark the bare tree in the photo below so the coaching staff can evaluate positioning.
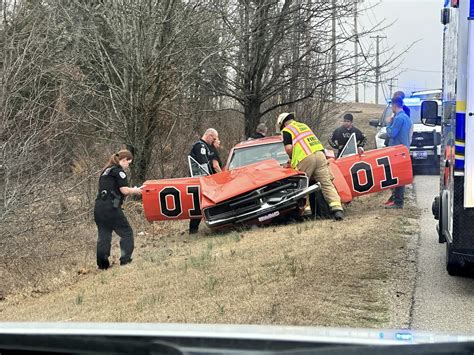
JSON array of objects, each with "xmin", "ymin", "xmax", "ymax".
[
  {"xmin": 0, "ymin": 0, "xmax": 101, "ymax": 293},
  {"xmin": 58, "ymin": 0, "xmax": 220, "ymax": 182},
  {"xmin": 204, "ymin": 0, "xmax": 395, "ymax": 137}
]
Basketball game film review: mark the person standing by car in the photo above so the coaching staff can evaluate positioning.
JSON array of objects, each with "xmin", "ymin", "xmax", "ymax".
[
  {"xmin": 210, "ymin": 137, "xmax": 223, "ymax": 174},
  {"xmin": 384, "ymin": 91, "xmax": 411, "ymax": 147},
  {"xmin": 385, "ymin": 96, "xmax": 412, "ymax": 209},
  {"xmin": 276, "ymin": 113, "xmax": 344, "ymax": 221},
  {"xmin": 249, "ymin": 123, "xmax": 268, "ymax": 139},
  {"xmin": 393, "ymin": 90, "xmax": 411, "ymax": 117},
  {"xmin": 328, "ymin": 113, "xmax": 367, "ymax": 157},
  {"xmin": 94, "ymin": 149, "xmax": 142, "ymax": 270},
  {"xmin": 188, "ymin": 128, "xmax": 220, "ymax": 234}
]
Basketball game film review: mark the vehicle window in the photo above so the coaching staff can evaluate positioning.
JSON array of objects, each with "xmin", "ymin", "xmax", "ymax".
[
  {"xmin": 188, "ymin": 156, "xmax": 210, "ymax": 177},
  {"xmin": 228, "ymin": 142, "xmax": 288, "ymax": 169},
  {"xmin": 338, "ymin": 133, "xmax": 358, "ymax": 158},
  {"xmin": 382, "ymin": 105, "xmax": 422, "ymax": 126}
]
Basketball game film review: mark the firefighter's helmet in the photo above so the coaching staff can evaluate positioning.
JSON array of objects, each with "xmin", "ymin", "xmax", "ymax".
[{"xmin": 275, "ymin": 112, "xmax": 294, "ymax": 133}]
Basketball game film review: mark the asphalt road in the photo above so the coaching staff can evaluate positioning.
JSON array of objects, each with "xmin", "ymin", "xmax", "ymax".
[{"xmin": 411, "ymin": 174, "xmax": 474, "ymax": 333}]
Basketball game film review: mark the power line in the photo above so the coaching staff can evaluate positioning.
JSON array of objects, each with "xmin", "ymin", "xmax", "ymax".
[{"xmin": 400, "ymin": 67, "xmax": 441, "ymax": 73}]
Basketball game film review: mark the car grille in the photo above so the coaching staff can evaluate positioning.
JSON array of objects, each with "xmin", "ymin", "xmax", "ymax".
[
  {"xmin": 204, "ymin": 176, "xmax": 307, "ymax": 221},
  {"xmin": 412, "ymin": 131, "xmax": 435, "ymax": 147}
]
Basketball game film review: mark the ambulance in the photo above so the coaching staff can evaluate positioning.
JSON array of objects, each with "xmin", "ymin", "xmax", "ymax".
[{"xmin": 422, "ymin": 0, "xmax": 474, "ymax": 275}]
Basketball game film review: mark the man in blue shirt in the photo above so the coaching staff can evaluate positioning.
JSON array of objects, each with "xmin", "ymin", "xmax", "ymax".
[
  {"xmin": 384, "ymin": 91, "xmax": 411, "ymax": 147},
  {"xmin": 385, "ymin": 95, "xmax": 412, "ymax": 208}
]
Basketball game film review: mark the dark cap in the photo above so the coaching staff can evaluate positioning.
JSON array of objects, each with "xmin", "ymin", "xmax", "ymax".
[{"xmin": 343, "ymin": 113, "xmax": 353, "ymax": 122}]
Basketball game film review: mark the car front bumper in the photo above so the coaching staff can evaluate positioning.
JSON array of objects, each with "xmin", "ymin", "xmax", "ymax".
[{"xmin": 204, "ymin": 183, "xmax": 320, "ymax": 229}]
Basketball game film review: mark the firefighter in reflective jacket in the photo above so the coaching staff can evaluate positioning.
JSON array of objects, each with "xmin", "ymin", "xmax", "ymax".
[
  {"xmin": 277, "ymin": 113, "xmax": 344, "ymax": 221},
  {"xmin": 94, "ymin": 149, "xmax": 142, "ymax": 270}
]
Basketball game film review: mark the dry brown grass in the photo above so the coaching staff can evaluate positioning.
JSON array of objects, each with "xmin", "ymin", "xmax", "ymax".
[{"xmin": 0, "ymin": 188, "xmax": 419, "ymax": 329}]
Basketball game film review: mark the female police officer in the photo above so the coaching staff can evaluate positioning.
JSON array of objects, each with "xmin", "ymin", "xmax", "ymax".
[{"xmin": 94, "ymin": 149, "xmax": 142, "ymax": 270}]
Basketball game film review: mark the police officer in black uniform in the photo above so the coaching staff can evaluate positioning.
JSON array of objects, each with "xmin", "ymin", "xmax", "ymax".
[
  {"xmin": 189, "ymin": 128, "xmax": 219, "ymax": 234},
  {"xmin": 94, "ymin": 149, "xmax": 142, "ymax": 270}
]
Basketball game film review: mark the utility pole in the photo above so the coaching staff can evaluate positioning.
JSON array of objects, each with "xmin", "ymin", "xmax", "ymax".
[
  {"xmin": 331, "ymin": 0, "xmax": 337, "ymax": 101},
  {"xmin": 388, "ymin": 77, "xmax": 398, "ymax": 98},
  {"xmin": 354, "ymin": 0, "xmax": 362, "ymax": 103},
  {"xmin": 363, "ymin": 80, "xmax": 367, "ymax": 103},
  {"xmin": 370, "ymin": 35, "xmax": 386, "ymax": 104}
]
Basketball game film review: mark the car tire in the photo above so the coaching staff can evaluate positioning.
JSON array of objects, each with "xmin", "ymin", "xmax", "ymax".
[{"xmin": 433, "ymin": 196, "xmax": 446, "ymax": 243}]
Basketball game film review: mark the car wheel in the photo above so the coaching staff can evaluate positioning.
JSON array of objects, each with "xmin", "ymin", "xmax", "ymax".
[{"xmin": 432, "ymin": 196, "xmax": 446, "ymax": 243}]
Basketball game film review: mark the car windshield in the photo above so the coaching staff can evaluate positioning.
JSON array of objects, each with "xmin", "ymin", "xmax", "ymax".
[
  {"xmin": 382, "ymin": 105, "xmax": 422, "ymax": 126},
  {"xmin": 228, "ymin": 142, "xmax": 288, "ymax": 169}
]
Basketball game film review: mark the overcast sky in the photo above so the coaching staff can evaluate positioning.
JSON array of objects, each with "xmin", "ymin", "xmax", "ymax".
[{"xmin": 355, "ymin": 0, "xmax": 443, "ymax": 103}]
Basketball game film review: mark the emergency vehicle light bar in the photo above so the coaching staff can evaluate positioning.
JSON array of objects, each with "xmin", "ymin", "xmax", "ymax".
[{"xmin": 386, "ymin": 98, "xmax": 421, "ymax": 105}]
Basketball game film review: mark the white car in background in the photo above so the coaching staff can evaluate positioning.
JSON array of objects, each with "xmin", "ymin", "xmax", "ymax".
[{"xmin": 369, "ymin": 97, "xmax": 442, "ymax": 170}]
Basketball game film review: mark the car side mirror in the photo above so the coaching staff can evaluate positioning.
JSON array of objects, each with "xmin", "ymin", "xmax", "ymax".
[
  {"xmin": 421, "ymin": 100, "xmax": 441, "ymax": 126},
  {"xmin": 369, "ymin": 119, "xmax": 379, "ymax": 127}
]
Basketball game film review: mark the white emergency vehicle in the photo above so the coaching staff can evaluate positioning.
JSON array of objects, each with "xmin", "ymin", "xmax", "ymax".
[
  {"xmin": 370, "ymin": 97, "xmax": 442, "ymax": 170},
  {"xmin": 421, "ymin": 0, "xmax": 474, "ymax": 275}
]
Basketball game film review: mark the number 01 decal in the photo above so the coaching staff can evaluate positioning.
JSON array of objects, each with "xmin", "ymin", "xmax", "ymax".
[
  {"xmin": 350, "ymin": 162, "xmax": 374, "ymax": 193},
  {"xmin": 376, "ymin": 157, "xmax": 398, "ymax": 188},
  {"xmin": 350, "ymin": 157, "xmax": 398, "ymax": 193},
  {"xmin": 186, "ymin": 186, "xmax": 202, "ymax": 217},
  {"xmin": 159, "ymin": 187, "xmax": 182, "ymax": 217},
  {"xmin": 158, "ymin": 185, "xmax": 202, "ymax": 218}
]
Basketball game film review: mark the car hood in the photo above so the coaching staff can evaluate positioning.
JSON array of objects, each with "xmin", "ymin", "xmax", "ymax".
[{"xmin": 200, "ymin": 159, "xmax": 301, "ymax": 206}]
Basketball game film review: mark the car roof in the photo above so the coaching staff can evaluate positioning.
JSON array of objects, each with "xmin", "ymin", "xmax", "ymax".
[
  {"xmin": 385, "ymin": 98, "xmax": 441, "ymax": 108},
  {"xmin": 233, "ymin": 136, "xmax": 283, "ymax": 149}
]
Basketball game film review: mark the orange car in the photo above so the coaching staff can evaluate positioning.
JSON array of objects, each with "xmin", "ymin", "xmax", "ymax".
[{"xmin": 142, "ymin": 135, "xmax": 413, "ymax": 230}]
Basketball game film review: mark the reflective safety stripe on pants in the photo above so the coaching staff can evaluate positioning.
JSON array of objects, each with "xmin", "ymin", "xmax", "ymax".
[{"xmin": 297, "ymin": 150, "xmax": 343, "ymax": 211}]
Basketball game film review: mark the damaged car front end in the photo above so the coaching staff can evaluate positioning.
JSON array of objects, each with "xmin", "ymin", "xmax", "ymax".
[{"xmin": 202, "ymin": 174, "xmax": 319, "ymax": 229}]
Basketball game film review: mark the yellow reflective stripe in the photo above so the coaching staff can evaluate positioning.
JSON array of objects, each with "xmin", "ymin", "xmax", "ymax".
[
  {"xmin": 456, "ymin": 101, "xmax": 466, "ymax": 112},
  {"xmin": 329, "ymin": 201, "xmax": 342, "ymax": 208}
]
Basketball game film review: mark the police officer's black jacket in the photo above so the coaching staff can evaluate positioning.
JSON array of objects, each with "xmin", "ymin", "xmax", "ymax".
[
  {"xmin": 190, "ymin": 139, "xmax": 214, "ymax": 174},
  {"xmin": 97, "ymin": 165, "xmax": 129, "ymax": 207}
]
